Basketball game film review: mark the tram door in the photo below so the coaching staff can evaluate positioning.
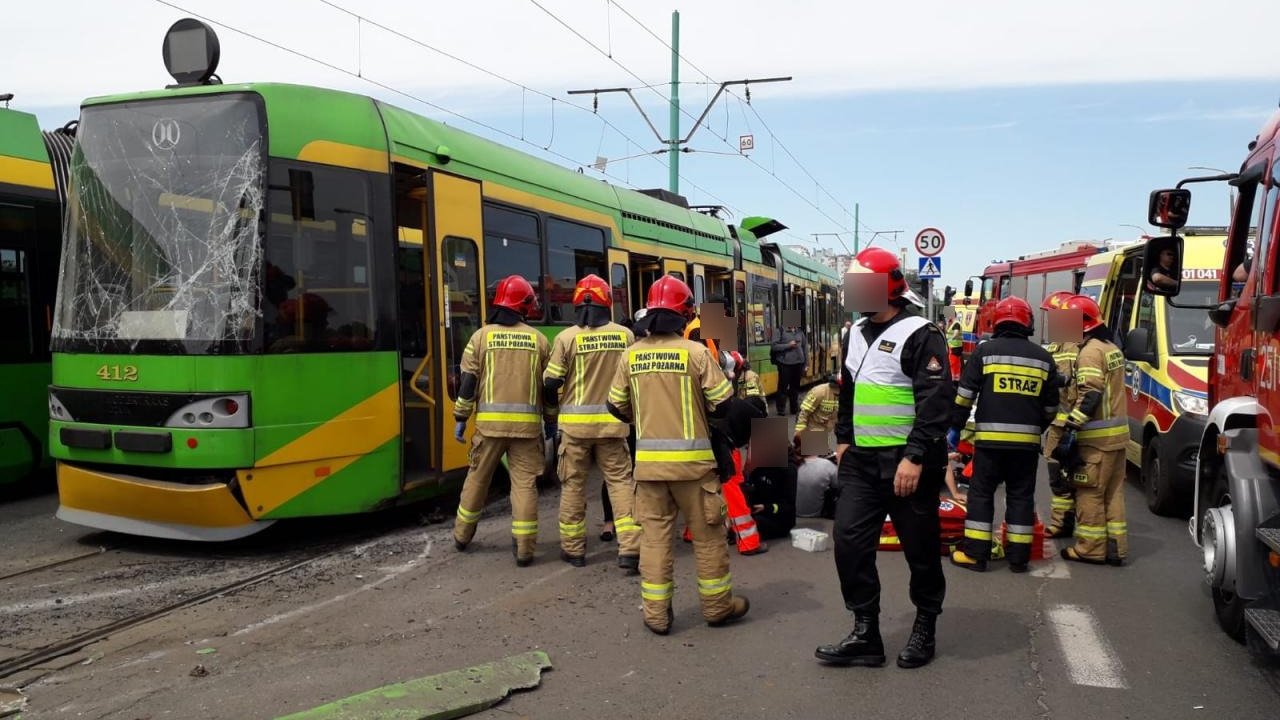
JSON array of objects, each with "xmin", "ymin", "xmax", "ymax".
[{"xmin": 398, "ymin": 169, "xmax": 485, "ymax": 490}]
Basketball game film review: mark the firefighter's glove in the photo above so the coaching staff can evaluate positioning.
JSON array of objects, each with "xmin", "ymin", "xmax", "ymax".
[
  {"xmin": 453, "ymin": 421, "xmax": 467, "ymax": 444},
  {"xmin": 1050, "ymin": 431, "xmax": 1076, "ymax": 466},
  {"xmin": 946, "ymin": 428, "xmax": 960, "ymax": 452}
]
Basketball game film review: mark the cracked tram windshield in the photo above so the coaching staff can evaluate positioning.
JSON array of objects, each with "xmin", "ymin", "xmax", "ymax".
[{"xmin": 53, "ymin": 95, "xmax": 264, "ymax": 353}]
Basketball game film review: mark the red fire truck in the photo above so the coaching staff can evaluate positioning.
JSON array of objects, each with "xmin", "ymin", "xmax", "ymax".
[
  {"xmin": 961, "ymin": 241, "xmax": 1105, "ymax": 351},
  {"xmin": 1143, "ymin": 107, "xmax": 1280, "ymax": 657}
]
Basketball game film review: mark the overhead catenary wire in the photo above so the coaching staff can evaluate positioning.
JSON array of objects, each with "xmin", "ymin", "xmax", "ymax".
[
  {"xmin": 151, "ymin": 0, "xmax": 741, "ymax": 214},
  {"xmin": 537, "ymin": 0, "xmax": 859, "ymax": 248},
  {"xmin": 603, "ymin": 0, "xmax": 870, "ymax": 250},
  {"xmin": 317, "ymin": 0, "xmax": 745, "ymax": 212}
]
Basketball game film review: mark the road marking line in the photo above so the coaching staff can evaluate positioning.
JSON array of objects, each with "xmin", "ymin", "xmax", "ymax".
[{"xmin": 1046, "ymin": 604, "xmax": 1128, "ymax": 689}]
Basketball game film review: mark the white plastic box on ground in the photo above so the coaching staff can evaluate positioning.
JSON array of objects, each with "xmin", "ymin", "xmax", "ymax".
[{"xmin": 790, "ymin": 528, "xmax": 831, "ymax": 552}]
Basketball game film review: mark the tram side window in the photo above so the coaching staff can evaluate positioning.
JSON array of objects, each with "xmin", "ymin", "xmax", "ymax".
[
  {"xmin": 443, "ymin": 237, "xmax": 481, "ymax": 400},
  {"xmin": 482, "ymin": 204, "xmax": 543, "ymax": 321},
  {"xmin": 752, "ymin": 283, "xmax": 775, "ymax": 344},
  {"xmin": 263, "ymin": 164, "xmax": 377, "ymax": 353},
  {"xmin": 611, "ymin": 263, "xmax": 630, "ymax": 324},
  {"xmin": 546, "ymin": 218, "xmax": 605, "ymax": 323},
  {"xmin": 0, "ymin": 244, "xmax": 33, "ymax": 362}
]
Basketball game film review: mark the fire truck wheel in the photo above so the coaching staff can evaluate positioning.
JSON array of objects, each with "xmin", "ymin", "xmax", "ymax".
[
  {"xmin": 1142, "ymin": 441, "xmax": 1188, "ymax": 518},
  {"xmin": 1206, "ymin": 468, "xmax": 1246, "ymax": 643}
]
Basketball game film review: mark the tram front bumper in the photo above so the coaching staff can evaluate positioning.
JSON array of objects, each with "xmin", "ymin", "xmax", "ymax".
[{"xmin": 55, "ymin": 462, "xmax": 272, "ymax": 541}]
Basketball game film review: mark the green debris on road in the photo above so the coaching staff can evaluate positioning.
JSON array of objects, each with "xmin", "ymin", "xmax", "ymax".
[{"xmin": 275, "ymin": 651, "xmax": 552, "ymax": 720}]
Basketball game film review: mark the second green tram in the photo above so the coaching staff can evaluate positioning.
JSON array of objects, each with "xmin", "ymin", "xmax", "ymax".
[
  {"xmin": 49, "ymin": 81, "xmax": 842, "ymax": 540},
  {"xmin": 1, "ymin": 105, "xmax": 74, "ymax": 487}
]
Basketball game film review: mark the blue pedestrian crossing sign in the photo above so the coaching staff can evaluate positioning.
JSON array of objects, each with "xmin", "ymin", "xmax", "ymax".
[{"xmin": 918, "ymin": 256, "xmax": 942, "ymax": 279}]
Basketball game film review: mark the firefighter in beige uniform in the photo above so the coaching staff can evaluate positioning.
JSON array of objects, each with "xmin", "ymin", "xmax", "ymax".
[
  {"xmin": 1040, "ymin": 290, "xmax": 1082, "ymax": 538},
  {"xmin": 607, "ymin": 276, "xmax": 750, "ymax": 635},
  {"xmin": 794, "ymin": 374, "xmax": 839, "ymax": 445},
  {"xmin": 544, "ymin": 275, "xmax": 640, "ymax": 571},
  {"xmin": 452, "ymin": 275, "xmax": 555, "ymax": 567},
  {"xmin": 1055, "ymin": 294, "xmax": 1129, "ymax": 566}
]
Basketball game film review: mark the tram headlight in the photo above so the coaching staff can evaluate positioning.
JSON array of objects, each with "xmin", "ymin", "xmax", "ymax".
[
  {"xmin": 48, "ymin": 391, "xmax": 73, "ymax": 421},
  {"xmin": 165, "ymin": 394, "xmax": 250, "ymax": 429},
  {"xmin": 1173, "ymin": 390, "xmax": 1207, "ymax": 416}
]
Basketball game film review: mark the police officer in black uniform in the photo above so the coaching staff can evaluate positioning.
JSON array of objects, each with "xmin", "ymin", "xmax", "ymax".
[
  {"xmin": 948, "ymin": 296, "xmax": 1061, "ymax": 573},
  {"xmin": 815, "ymin": 248, "xmax": 954, "ymax": 670}
]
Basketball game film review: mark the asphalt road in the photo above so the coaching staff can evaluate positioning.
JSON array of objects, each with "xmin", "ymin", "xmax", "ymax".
[{"xmin": 2, "ymin": 466, "xmax": 1278, "ymax": 719}]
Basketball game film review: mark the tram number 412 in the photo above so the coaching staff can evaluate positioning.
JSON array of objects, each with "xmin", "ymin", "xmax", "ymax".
[{"xmin": 96, "ymin": 364, "xmax": 139, "ymax": 382}]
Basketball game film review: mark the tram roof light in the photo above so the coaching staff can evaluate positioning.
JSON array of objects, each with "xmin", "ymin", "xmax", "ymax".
[{"xmin": 162, "ymin": 18, "xmax": 221, "ymax": 87}]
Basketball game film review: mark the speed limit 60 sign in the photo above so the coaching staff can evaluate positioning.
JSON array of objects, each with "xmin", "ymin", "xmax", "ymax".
[{"xmin": 914, "ymin": 228, "xmax": 946, "ymax": 257}]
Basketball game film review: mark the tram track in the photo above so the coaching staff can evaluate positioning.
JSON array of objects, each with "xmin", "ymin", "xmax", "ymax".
[
  {"xmin": 0, "ymin": 549, "xmax": 334, "ymax": 680},
  {"xmin": 0, "ymin": 546, "xmax": 117, "ymax": 583}
]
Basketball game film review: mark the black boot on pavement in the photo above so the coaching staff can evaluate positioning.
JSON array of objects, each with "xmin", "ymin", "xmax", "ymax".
[
  {"xmin": 814, "ymin": 612, "xmax": 886, "ymax": 667},
  {"xmin": 512, "ymin": 539, "xmax": 533, "ymax": 567},
  {"xmin": 560, "ymin": 550, "xmax": 586, "ymax": 567},
  {"xmin": 617, "ymin": 554, "xmax": 639, "ymax": 575},
  {"xmin": 740, "ymin": 541, "xmax": 769, "ymax": 556},
  {"xmin": 1105, "ymin": 539, "xmax": 1126, "ymax": 567},
  {"xmin": 897, "ymin": 612, "xmax": 938, "ymax": 669}
]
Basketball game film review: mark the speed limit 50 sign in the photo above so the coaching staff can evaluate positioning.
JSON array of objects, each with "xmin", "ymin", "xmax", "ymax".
[{"xmin": 914, "ymin": 228, "xmax": 946, "ymax": 257}]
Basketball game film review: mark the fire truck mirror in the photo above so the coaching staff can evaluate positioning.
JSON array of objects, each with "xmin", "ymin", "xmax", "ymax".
[
  {"xmin": 1142, "ymin": 236, "xmax": 1184, "ymax": 297},
  {"xmin": 1148, "ymin": 188, "xmax": 1191, "ymax": 230},
  {"xmin": 963, "ymin": 279, "xmax": 974, "ymax": 297}
]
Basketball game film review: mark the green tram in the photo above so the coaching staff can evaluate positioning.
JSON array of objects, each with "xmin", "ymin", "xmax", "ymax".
[
  {"xmin": 0, "ymin": 104, "xmax": 73, "ymax": 487},
  {"xmin": 49, "ymin": 75, "xmax": 841, "ymax": 540}
]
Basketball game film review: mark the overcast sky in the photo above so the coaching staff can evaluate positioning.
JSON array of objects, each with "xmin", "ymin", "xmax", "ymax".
[{"xmin": 4, "ymin": 0, "xmax": 1278, "ymax": 287}]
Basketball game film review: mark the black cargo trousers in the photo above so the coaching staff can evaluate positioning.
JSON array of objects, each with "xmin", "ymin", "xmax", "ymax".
[{"xmin": 832, "ymin": 445, "xmax": 946, "ymax": 616}]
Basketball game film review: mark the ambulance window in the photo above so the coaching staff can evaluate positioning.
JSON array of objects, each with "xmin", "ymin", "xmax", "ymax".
[{"xmin": 1135, "ymin": 291, "xmax": 1156, "ymax": 355}]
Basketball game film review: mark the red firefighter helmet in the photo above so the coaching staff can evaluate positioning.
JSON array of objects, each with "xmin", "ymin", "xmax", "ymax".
[
  {"xmin": 646, "ymin": 275, "xmax": 696, "ymax": 318},
  {"xmin": 1065, "ymin": 294, "xmax": 1102, "ymax": 332},
  {"xmin": 1040, "ymin": 290, "xmax": 1075, "ymax": 311},
  {"xmin": 492, "ymin": 275, "xmax": 539, "ymax": 316},
  {"xmin": 572, "ymin": 274, "xmax": 612, "ymax": 308},
  {"xmin": 993, "ymin": 296, "xmax": 1034, "ymax": 331},
  {"xmin": 729, "ymin": 350, "xmax": 746, "ymax": 374},
  {"xmin": 849, "ymin": 247, "xmax": 925, "ymax": 307}
]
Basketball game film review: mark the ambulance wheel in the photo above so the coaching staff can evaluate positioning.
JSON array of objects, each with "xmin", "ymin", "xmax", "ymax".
[
  {"xmin": 1206, "ymin": 469, "xmax": 1246, "ymax": 643},
  {"xmin": 1142, "ymin": 441, "xmax": 1187, "ymax": 518}
]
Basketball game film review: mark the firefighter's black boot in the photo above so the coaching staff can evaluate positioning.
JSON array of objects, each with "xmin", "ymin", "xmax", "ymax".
[
  {"xmin": 897, "ymin": 612, "xmax": 937, "ymax": 669},
  {"xmin": 814, "ymin": 613, "xmax": 885, "ymax": 667},
  {"xmin": 1105, "ymin": 539, "xmax": 1125, "ymax": 567},
  {"xmin": 617, "ymin": 554, "xmax": 639, "ymax": 575}
]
